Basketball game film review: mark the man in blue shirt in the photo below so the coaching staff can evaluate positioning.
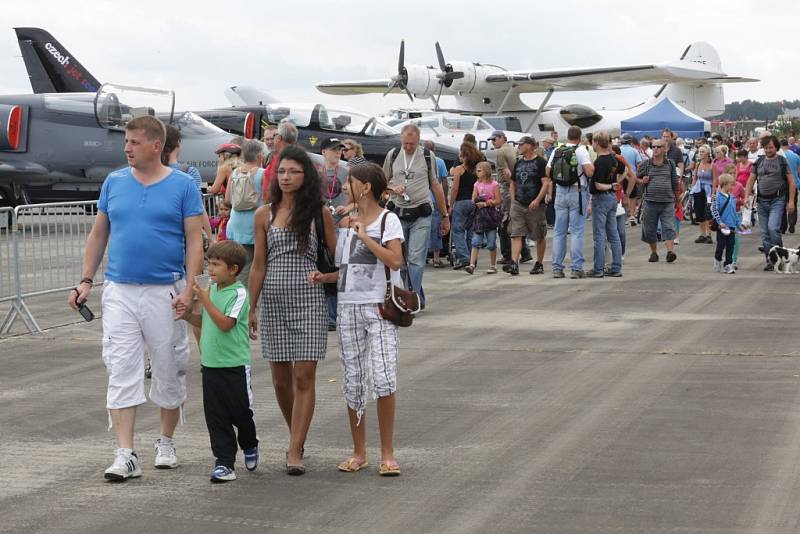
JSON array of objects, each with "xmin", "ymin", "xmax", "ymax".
[
  {"xmin": 781, "ymin": 138, "xmax": 800, "ymax": 233},
  {"xmin": 68, "ymin": 116, "xmax": 204, "ymax": 481},
  {"xmin": 620, "ymin": 134, "xmax": 644, "ymax": 225}
]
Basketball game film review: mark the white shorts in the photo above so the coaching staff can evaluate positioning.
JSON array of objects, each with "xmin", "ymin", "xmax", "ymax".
[
  {"xmin": 337, "ymin": 303, "xmax": 399, "ymax": 424},
  {"xmin": 101, "ymin": 281, "xmax": 191, "ymax": 410}
]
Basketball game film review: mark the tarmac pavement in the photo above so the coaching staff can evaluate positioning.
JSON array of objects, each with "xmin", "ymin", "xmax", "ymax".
[{"xmin": 3, "ymin": 226, "xmax": 800, "ymax": 533}]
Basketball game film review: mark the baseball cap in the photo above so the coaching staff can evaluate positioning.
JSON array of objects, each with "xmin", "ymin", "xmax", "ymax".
[
  {"xmin": 620, "ymin": 133, "xmax": 635, "ymax": 144},
  {"xmin": 517, "ymin": 135, "xmax": 537, "ymax": 145},
  {"xmin": 214, "ymin": 143, "xmax": 241, "ymax": 155},
  {"xmin": 488, "ymin": 130, "xmax": 506, "ymax": 141},
  {"xmin": 320, "ymin": 138, "xmax": 344, "ymax": 150}
]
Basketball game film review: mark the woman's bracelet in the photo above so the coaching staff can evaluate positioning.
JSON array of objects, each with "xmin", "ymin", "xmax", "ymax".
[{"xmin": 79, "ymin": 278, "xmax": 93, "ymax": 286}]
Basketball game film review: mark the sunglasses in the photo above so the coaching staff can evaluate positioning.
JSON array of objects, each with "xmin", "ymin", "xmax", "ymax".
[
  {"xmin": 343, "ymin": 147, "xmax": 353, "ymax": 151},
  {"xmin": 652, "ymin": 145, "xmax": 665, "ymax": 148}
]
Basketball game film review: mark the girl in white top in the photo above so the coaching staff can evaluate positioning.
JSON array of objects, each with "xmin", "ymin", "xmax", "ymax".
[{"xmin": 308, "ymin": 163, "xmax": 405, "ymax": 476}]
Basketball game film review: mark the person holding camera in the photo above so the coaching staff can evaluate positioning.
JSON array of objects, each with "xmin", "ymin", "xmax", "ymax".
[{"xmin": 382, "ymin": 124, "xmax": 449, "ymax": 309}]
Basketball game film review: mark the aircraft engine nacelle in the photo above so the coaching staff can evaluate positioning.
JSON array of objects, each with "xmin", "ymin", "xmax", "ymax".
[
  {"xmin": 0, "ymin": 104, "xmax": 26, "ymax": 151},
  {"xmin": 405, "ymin": 64, "xmax": 436, "ymax": 98},
  {"xmin": 446, "ymin": 62, "xmax": 476, "ymax": 94}
]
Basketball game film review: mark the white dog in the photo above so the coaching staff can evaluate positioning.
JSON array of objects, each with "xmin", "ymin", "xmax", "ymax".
[{"xmin": 768, "ymin": 245, "xmax": 800, "ymax": 273}]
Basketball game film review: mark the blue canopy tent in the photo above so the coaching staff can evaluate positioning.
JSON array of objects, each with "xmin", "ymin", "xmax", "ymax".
[{"xmin": 621, "ymin": 98, "xmax": 708, "ymax": 140}]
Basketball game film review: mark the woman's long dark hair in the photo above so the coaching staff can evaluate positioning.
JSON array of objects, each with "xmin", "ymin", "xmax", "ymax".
[
  {"xmin": 460, "ymin": 142, "xmax": 483, "ymax": 172},
  {"xmin": 269, "ymin": 146, "xmax": 322, "ymax": 250}
]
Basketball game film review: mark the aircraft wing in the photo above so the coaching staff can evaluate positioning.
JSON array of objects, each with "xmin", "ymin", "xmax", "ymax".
[
  {"xmin": 316, "ymin": 79, "xmax": 394, "ymax": 96},
  {"xmin": 484, "ymin": 63, "xmax": 758, "ymax": 92}
]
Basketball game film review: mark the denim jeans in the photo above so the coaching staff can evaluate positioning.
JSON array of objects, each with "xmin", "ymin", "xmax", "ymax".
[
  {"xmin": 757, "ymin": 197, "xmax": 786, "ymax": 259},
  {"xmin": 591, "ymin": 192, "xmax": 622, "ymax": 273},
  {"xmin": 471, "ymin": 229, "xmax": 497, "ymax": 251},
  {"xmin": 428, "ymin": 211, "xmax": 443, "ymax": 252},
  {"xmin": 451, "ymin": 200, "xmax": 474, "ymax": 264},
  {"xmin": 400, "ymin": 214, "xmax": 432, "ymax": 307},
  {"xmin": 552, "ymin": 185, "xmax": 589, "ymax": 272},
  {"xmin": 327, "ymin": 295, "xmax": 337, "ymax": 326}
]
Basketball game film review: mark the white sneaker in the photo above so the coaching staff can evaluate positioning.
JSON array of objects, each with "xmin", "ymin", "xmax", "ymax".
[
  {"xmin": 104, "ymin": 449, "xmax": 142, "ymax": 481},
  {"xmin": 154, "ymin": 438, "xmax": 178, "ymax": 469},
  {"xmin": 724, "ymin": 264, "xmax": 736, "ymax": 274},
  {"xmin": 713, "ymin": 259, "xmax": 722, "ymax": 273}
]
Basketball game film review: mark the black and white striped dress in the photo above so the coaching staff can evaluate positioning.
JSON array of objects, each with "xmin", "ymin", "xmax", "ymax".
[{"xmin": 259, "ymin": 227, "xmax": 327, "ymax": 362}]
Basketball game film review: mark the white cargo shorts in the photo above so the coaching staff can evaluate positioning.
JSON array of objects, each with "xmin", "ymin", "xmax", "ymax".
[{"xmin": 101, "ymin": 280, "xmax": 191, "ymax": 410}]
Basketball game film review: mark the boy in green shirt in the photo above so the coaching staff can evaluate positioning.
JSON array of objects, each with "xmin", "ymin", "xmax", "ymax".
[{"xmin": 184, "ymin": 241, "xmax": 258, "ymax": 483}]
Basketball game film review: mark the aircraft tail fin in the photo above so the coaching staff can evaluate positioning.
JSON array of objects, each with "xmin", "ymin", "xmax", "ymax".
[
  {"xmin": 657, "ymin": 41, "xmax": 725, "ymax": 118},
  {"xmin": 14, "ymin": 27, "xmax": 101, "ymax": 93}
]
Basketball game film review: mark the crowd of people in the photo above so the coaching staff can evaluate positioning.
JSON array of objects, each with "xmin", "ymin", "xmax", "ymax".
[{"xmin": 67, "ymin": 113, "xmax": 797, "ymax": 485}]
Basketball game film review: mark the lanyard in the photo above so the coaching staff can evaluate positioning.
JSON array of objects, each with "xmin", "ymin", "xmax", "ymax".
[
  {"xmin": 402, "ymin": 149, "xmax": 418, "ymax": 185},
  {"xmin": 325, "ymin": 167, "xmax": 337, "ymax": 200}
]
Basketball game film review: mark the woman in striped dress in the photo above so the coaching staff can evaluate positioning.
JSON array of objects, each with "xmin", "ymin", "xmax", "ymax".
[{"xmin": 248, "ymin": 146, "xmax": 337, "ymax": 475}]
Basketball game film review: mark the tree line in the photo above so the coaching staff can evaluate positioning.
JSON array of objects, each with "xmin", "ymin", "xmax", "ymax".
[{"xmin": 721, "ymin": 100, "xmax": 800, "ymax": 121}]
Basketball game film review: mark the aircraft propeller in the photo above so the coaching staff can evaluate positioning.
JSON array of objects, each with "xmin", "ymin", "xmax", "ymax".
[
  {"xmin": 384, "ymin": 40, "xmax": 415, "ymax": 102},
  {"xmin": 433, "ymin": 41, "xmax": 464, "ymax": 110}
]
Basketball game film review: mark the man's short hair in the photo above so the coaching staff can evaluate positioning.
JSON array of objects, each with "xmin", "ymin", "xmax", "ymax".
[
  {"xmin": 277, "ymin": 121, "xmax": 298, "ymax": 144},
  {"xmin": 423, "ymin": 139, "xmax": 435, "ymax": 151},
  {"xmin": 241, "ymin": 139, "xmax": 265, "ymax": 163},
  {"xmin": 761, "ymin": 135, "xmax": 780, "ymax": 149},
  {"xmin": 126, "ymin": 116, "xmax": 166, "ymax": 145},
  {"xmin": 780, "ymin": 138, "xmax": 790, "ymax": 147},
  {"xmin": 206, "ymin": 240, "xmax": 248, "ymax": 275},
  {"xmin": 400, "ymin": 123, "xmax": 421, "ymax": 137},
  {"xmin": 566, "ymin": 126, "xmax": 582, "ymax": 142},
  {"xmin": 593, "ymin": 131, "xmax": 610, "ymax": 149}
]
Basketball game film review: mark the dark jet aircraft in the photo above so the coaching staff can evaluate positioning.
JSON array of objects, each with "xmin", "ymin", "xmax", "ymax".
[
  {"xmin": 0, "ymin": 85, "xmax": 231, "ymax": 207},
  {"xmin": 14, "ymin": 27, "xmax": 460, "ymax": 168}
]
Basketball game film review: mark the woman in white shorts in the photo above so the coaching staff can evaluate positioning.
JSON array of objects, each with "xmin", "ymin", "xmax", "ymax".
[{"xmin": 309, "ymin": 163, "xmax": 404, "ymax": 476}]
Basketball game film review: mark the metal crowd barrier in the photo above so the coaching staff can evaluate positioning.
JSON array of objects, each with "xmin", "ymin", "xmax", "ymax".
[
  {"xmin": 1, "ymin": 195, "xmax": 222, "ymax": 335},
  {"xmin": 1, "ymin": 201, "xmax": 105, "ymax": 335}
]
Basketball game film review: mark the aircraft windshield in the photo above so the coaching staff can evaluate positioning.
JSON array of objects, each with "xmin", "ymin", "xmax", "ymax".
[
  {"xmin": 442, "ymin": 116, "xmax": 480, "ymax": 130},
  {"xmin": 172, "ymin": 111, "xmax": 227, "ymax": 137},
  {"xmin": 94, "ymin": 83, "xmax": 175, "ymax": 131},
  {"xmin": 267, "ymin": 104, "xmax": 397, "ymax": 137},
  {"xmin": 43, "ymin": 93, "xmax": 96, "ymax": 114}
]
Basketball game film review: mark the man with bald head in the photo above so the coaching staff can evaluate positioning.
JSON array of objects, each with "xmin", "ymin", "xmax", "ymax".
[{"xmin": 384, "ymin": 125, "xmax": 450, "ymax": 309}]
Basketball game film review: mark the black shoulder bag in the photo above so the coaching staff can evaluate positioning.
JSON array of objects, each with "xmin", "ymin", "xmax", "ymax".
[{"xmin": 314, "ymin": 210, "xmax": 338, "ymax": 297}]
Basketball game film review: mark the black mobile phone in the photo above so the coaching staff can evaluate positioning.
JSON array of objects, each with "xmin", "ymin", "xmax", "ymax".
[{"xmin": 77, "ymin": 301, "xmax": 94, "ymax": 322}]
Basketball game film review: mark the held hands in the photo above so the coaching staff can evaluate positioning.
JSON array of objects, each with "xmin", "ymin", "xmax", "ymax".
[{"xmin": 172, "ymin": 290, "xmax": 193, "ymax": 321}]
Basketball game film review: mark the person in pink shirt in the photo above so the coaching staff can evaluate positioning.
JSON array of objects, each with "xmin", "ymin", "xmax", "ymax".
[
  {"xmin": 711, "ymin": 145, "xmax": 733, "ymax": 191},
  {"xmin": 734, "ymin": 149, "xmax": 752, "ymax": 188},
  {"xmin": 466, "ymin": 161, "xmax": 502, "ymax": 274}
]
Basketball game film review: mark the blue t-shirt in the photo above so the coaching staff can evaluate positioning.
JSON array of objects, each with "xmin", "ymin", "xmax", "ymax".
[
  {"xmin": 783, "ymin": 149, "xmax": 800, "ymax": 188},
  {"xmin": 98, "ymin": 167, "xmax": 204, "ymax": 284},
  {"xmin": 170, "ymin": 163, "xmax": 202, "ymax": 192},
  {"xmin": 430, "ymin": 157, "xmax": 447, "ymax": 210},
  {"xmin": 227, "ymin": 168, "xmax": 264, "ymax": 245},
  {"xmin": 620, "ymin": 144, "xmax": 643, "ymax": 174}
]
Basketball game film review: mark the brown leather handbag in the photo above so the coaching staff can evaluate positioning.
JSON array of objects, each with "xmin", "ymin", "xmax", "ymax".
[{"xmin": 377, "ymin": 212, "xmax": 420, "ymax": 327}]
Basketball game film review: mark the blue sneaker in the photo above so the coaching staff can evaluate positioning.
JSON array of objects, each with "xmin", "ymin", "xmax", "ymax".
[
  {"xmin": 243, "ymin": 447, "xmax": 259, "ymax": 472},
  {"xmin": 210, "ymin": 465, "xmax": 236, "ymax": 483}
]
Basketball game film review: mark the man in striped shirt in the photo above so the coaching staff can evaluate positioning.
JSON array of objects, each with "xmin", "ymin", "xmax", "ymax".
[{"xmin": 637, "ymin": 140, "xmax": 680, "ymax": 263}]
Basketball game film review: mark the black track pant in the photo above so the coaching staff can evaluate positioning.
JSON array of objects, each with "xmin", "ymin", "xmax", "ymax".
[{"xmin": 202, "ymin": 365, "xmax": 258, "ymax": 469}]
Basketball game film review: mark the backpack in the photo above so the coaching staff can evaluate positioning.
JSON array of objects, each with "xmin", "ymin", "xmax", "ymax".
[
  {"xmin": 550, "ymin": 145, "xmax": 581, "ymax": 187},
  {"xmin": 229, "ymin": 168, "xmax": 259, "ymax": 211}
]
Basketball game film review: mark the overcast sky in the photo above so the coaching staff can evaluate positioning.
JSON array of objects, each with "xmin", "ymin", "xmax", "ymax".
[{"xmin": 0, "ymin": 0, "xmax": 787, "ymax": 117}]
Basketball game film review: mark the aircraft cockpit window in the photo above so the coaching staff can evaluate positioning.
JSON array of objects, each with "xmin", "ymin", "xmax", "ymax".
[
  {"xmin": 43, "ymin": 93, "xmax": 95, "ymax": 114},
  {"xmin": 319, "ymin": 108, "xmax": 398, "ymax": 137},
  {"xmin": 172, "ymin": 111, "xmax": 226, "ymax": 137},
  {"xmin": 559, "ymin": 104, "xmax": 603, "ymax": 129},
  {"xmin": 474, "ymin": 118, "xmax": 493, "ymax": 131},
  {"xmin": 442, "ymin": 117, "xmax": 478, "ymax": 130},
  {"xmin": 93, "ymin": 83, "xmax": 174, "ymax": 131}
]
